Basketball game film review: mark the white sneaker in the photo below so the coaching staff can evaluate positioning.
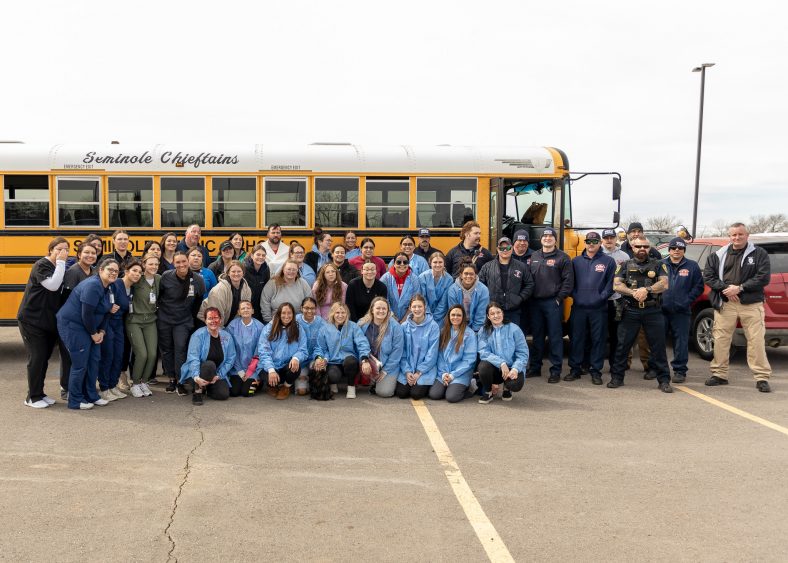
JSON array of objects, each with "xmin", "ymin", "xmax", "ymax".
[
  {"xmin": 24, "ymin": 398, "xmax": 49, "ymax": 409},
  {"xmin": 99, "ymin": 390, "xmax": 117, "ymax": 402},
  {"xmin": 117, "ymin": 371, "xmax": 131, "ymax": 391},
  {"xmin": 330, "ymin": 384, "xmax": 339, "ymax": 394},
  {"xmin": 110, "ymin": 387, "xmax": 127, "ymax": 399},
  {"xmin": 79, "ymin": 402, "xmax": 94, "ymax": 410},
  {"xmin": 42, "ymin": 396, "xmax": 56, "ymax": 406},
  {"xmin": 346, "ymin": 386, "xmax": 356, "ymax": 399},
  {"xmin": 140, "ymin": 383, "xmax": 152, "ymax": 396},
  {"xmin": 130, "ymin": 384, "xmax": 145, "ymax": 398},
  {"xmin": 93, "ymin": 398, "xmax": 110, "ymax": 406}
]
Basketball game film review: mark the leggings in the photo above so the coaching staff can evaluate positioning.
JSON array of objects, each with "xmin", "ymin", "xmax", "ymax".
[
  {"xmin": 395, "ymin": 381, "xmax": 430, "ymax": 400},
  {"xmin": 478, "ymin": 360, "xmax": 525, "ymax": 392},
  {"xmin": 193, "ymin": 361, "xmax": 230, "ymax": 400},
  {"xmin": 326, "ymin": 356, "xmax": 359, "ymax": 387},
  {"xmin": 127, "ymin": 321, "xmax": 158, "ymax": 385}
]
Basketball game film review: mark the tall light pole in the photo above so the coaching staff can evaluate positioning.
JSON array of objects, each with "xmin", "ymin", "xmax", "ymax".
[{"xmin": 691, "ymin": 63, "xmax": 715, "ymax": 238}]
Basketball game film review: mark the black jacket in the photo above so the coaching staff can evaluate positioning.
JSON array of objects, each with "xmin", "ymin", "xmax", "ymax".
[
  {"xmin": 703, "ymin": 242, "xmax": 770, "ymax": 310},
  {"xmin": 243, "ymin": 257, "xmax": 270, "ymax": 322},
  {"xmin": 445, "ymin": 243, "xmax": 494, "ymax": 278},
  {"xmin": 157, "ymin": 269, "xmax": 205, "ymax": 326},
  {"xmin": 478, "ymin": 258, "xmax": 534, "ymax": 312},
  {"xmin": 346, "ymin": 278, "xmax": 388, "ymax": 321},
  {"xmin": 528, "ymin": 248, "xmax": 574, "ymax": 300}
]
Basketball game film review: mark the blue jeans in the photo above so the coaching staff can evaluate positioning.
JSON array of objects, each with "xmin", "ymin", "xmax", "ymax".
[
  {"xmin": 569, "ymin": 306, "xmax": 607, "ymax": 375},
  {"xmin": 663, "ymin": 309, "xmax": 691, "ymax": 376},
  {"xmin": 530, "ymin": 297, "xmax": 564, "ymax": 375},
  {"xmin": 59, "ymin": 320, "xmax": 102, "ymax": 408}
]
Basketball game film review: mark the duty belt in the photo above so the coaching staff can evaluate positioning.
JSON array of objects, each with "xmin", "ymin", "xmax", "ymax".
[{"xmin": 624, "ymin": 298, "xmax": 659, "ymax": 309}]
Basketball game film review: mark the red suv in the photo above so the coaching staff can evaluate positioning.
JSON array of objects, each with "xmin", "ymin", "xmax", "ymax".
[{"xmin": 658, "ymin": 235, "xmax": 788, "ymax": 360}]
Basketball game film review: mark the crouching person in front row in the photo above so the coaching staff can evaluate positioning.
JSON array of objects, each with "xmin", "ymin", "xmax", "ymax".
[
  {"xmin": 179, "ymin": 306, "xmax": 236, "ymax": 405},
  {"xmin": 257, "ymin": 302, "xmax": 308, "ymax": 400},
  {"xmin": 477, "ymin": 303, "xmax": 528, "ymax": 404}
]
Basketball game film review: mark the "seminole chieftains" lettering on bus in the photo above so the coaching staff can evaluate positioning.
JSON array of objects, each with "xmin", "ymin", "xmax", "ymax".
[{"xmin": 81, "ymin": 151, "xmax": 240, "ymax": 168}]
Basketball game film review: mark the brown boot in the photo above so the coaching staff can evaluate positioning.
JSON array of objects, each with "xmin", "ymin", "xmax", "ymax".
[
  {"xmin": 266, "ymin": 385, "xmax": 278, "ymax": 398},
  {"xmin": 276, "ymin": 385, "xmax": 291, "ymax": 400}
]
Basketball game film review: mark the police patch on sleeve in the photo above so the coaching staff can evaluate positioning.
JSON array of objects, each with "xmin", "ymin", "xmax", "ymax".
[
  {"xmin": 661, "ymin": 263, "xmax": 668, "ymax": 273},
  {"xmin": 615, "ymin": 264, "xmax": 622, "ymax": 274}
]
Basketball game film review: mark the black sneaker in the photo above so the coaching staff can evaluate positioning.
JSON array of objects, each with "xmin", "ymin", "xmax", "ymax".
[
  {"xmin": 591, "ymin": 374, "xmax": 603, "ymax": 385},
  {"xmin": 563, "ymin": 372, "xmax": 581, "ymax": 382},
  {"xmin": 756, "ymin": 381, "xmax": 771, "ymax": 393},
  {"xmin": 672, "ymin": 374, "xmax": 686, "ymax": 384},
  {"xmin": 525, "ymin": 370, "xmax": 541, "ymax": 378},
  {"xmin": 478, "ymin": 392, "xmax": 494, "ymax": 404},
  {"xmin": 147, "ymin": 377, "xmax": 160, "ymax": 386},
  {"xmin": 547, "ymin": 373, "xmax": 561, "ymax": 384},
  {"xmin": 643, "ymin": 370, "xmax": 656, "ymax": 380},
  {"xmin": 192, "ymin": 392, "xmax": 203, "ymax": 405},
  {"xmin": 60, "ymin": 387, "xmax": 68, "ymax": 400},
  {"xmin": 705, "ymin": 376, "xmax": 728, "ymax": 386},
  {"xmin": 502, "ymin": 389, "xmax": 513, "ymax": 401},
  {"xmin": 176, "ymin": 384, "xmax": 189, "ymax": 396},
  {"xmin": 369, "ymin": 385, "xmax": 377, "ymax": 396},
  {"xmin": 659, "ymin": 381, "xmax": 674, "ymax": 393},
  {"xmin": 165, "ymin": 379, "xmax": 177, "ymax": 393},
  {"xmin": 247, "ymin": 383, "xmax": 257, "ymax": 396},
  {"xmin": 607, "ymin": 379, "xmax": 623, "ymax": 389}
]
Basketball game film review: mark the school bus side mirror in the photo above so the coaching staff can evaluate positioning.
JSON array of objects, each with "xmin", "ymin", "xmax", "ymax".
[
  {"xmin": 612, "ymin": 177, "xmax": 622, "ymax": 200},
  {"xmin": 613, "ymin": 211, "xmax": 620, "ymax": 224}
]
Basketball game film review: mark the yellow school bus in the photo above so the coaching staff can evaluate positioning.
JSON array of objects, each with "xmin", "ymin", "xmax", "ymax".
[{"xmin": 0, "ymin": 142, "xmax": 621, "ymax": 324}]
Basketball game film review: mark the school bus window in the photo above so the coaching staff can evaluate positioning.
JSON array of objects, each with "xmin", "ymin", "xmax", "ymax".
[
  {"xmin": 365, "ymin": 178, "xmax": 409, "ymax": 228},
  {"xmin": 264, "ymin": 178, "xmax": 307, "ymax": 228},
  {"xmin": 109, "ymin": 177, "xmax": 153, "ymax": 228},
  {"xmin": 160, "ymin": 177, "xmax": 205, "ymax": 228},
  {"xmin": 416, "ymin": 178, "xmax": 476, "ymax": 228},
  {"xmin": 212, "ymin": 177, "xmax": 256, "ymax": 228},
  {"xmin": 57, "ymin": 177, "xmax": 101, "ymax": 227},
  {"xmin": 314, "ymin": 177, "xmax": 359, "ymax": 228},
  {"xmin": 3, "ymin": 175, "xmax": 49, "ymax": 226}
]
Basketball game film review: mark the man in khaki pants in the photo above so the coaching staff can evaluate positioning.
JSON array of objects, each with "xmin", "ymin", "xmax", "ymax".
[{"xmin": 702, "ymin": 223, "xmax": 772, "ymax": 392}]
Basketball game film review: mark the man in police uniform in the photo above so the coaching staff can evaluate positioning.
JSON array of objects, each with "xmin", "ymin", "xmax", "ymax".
[{"xmin": 609, "ymin": 236, "xmax": 673, "ymax": 393}]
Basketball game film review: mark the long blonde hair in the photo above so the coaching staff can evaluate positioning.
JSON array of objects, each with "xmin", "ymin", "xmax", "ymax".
[{"xmin": 358, "ymin": 296, "xmax": 391, "ymax": 353}]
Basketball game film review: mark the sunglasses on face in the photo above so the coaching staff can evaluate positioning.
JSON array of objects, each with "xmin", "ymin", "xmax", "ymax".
[
  {"xmin": 498, "ymin": 245, "xmax": 512, "ymax": 251},
  {"xmin": 669, "ymin": 246, "xmax": 683, "ymax": 251},
  {"xmin": 585, "ymin": 239, "xmax": 600, "ymax": 245},
  {"xmin": 633, "ymin": 245, "xmax": 650, "ymax": 249},
  {"xmin": 395, "ymin": 259, "xmax": 409, "ymax": 265}
]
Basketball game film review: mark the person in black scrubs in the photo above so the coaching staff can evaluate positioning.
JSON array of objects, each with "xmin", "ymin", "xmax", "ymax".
[{"xmin": 18, "ymin": 237, "xmax": 70, "ymax": 409}]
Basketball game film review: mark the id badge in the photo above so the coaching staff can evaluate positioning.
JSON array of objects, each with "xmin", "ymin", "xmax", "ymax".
[
  {"xmin": 129, "ymin": 302, "xmax": 134, "ymax": 314},
  {"xmin": 188, "ymin": 284, "xmax": 195, "ymax": 297},
  {"xmin": 109, "ymin": 292, "xmax": 115, "ymax": 304},
  {"xmin": 149, "ymin": 291, "xmax": 156, "ymax": 304}
]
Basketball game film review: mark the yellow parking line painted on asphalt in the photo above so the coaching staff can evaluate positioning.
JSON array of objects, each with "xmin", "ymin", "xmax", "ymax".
[
  {"xmin": 677, "ymin": 386, "xmax": 788, "ymax": 437},
  {"xmin": 411, "ymin": 400, "xmax": 515, "ymax": 563}
]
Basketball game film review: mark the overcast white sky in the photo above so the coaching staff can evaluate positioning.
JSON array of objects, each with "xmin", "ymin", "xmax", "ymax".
[{"xmin": 2, "ymin": 0, "xmax": 786, "ymax": 233}]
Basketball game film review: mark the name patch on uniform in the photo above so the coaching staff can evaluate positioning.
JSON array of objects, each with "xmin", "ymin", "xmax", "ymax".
[
  {"xmin": 546, "ymin": 259, "xmax": 555, "ymax": 266},
  {"xmin": 594, "ymin": 264, "xmax": 606, "ymax": 273},
  {"xmin": 679, "ymin": 269, "xmax": 689, "ymax": 277}
]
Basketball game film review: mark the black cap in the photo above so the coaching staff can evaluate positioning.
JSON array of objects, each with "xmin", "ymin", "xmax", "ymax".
[
  {"xmin": 542, "ymin": 227, "xmax": 557, "ymax": 238},
  {"xmin": 220, "ymin": 241, "xmax": 234, "ymax": 252},
  {"xmin": 514, "ymin": 230, "xmax": 529, "ymax": 242},
  {"xmin": 668, "ymin": 237, "xmax": 687, "ymax": 249},
  {"xmin": 602, "ymin": 229, "xmax": 617, "ymax": 238},
  {"xmin": 627, "ymin": 222, "xmax": 644, "ymax": 233}
]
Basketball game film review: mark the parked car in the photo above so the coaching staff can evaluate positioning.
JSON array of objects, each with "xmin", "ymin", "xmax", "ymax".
[{"xmin": 658, "ymin": 235, "xmax": 788, "ymax": 360}]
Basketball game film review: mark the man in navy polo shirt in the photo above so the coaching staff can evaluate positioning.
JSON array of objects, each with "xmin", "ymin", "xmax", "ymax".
[{"xmin": 661, "ymin": 237, "xmax": 703, "ymax": 383}]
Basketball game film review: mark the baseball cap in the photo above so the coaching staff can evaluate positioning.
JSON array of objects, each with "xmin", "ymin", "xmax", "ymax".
[
  {"xmin": 418, "ymin": 228, "xmax": 431, "ymax": 238},
  {"xmin": 585, "ymin": 231, "xmax": 601, "ymax": 241},
  {"xmin": 220, "ymin": 240, "xmax": 234, "ymax": 252},
  {"xmin": 602, "ymin": 229, "xmax": 617, "ymax": 238},
  {"xmin": 514, "ymin": 230, "xmax": 529, "ymax": 242},
  {"xmin": 542, "ymin": 227, "xmax": 557, "ymax": 238},
  {"xmin": 627, "ymin": 222, "xmax": 644, "ymax": 233},
  {"xmin": 668, "ymin": 237, "xmax": 687, "ymax": 249},
  {"xmin": 497, "ymin": 236, "xmax": 512, "ymax": 246}
]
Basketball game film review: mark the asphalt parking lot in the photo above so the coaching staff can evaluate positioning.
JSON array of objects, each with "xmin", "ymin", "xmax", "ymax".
[{"xmin": 1, "ymin": 327, "xmax": 787, "ymax": 562}]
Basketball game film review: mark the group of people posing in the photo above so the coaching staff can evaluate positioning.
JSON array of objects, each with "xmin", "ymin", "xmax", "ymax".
[{"xmin": 18, "ymin": 217, "xmax": 773, "ymax": 411}]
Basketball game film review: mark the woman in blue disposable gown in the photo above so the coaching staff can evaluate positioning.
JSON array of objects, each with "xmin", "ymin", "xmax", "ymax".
[
  {"xmin": 179, "ymin": 306, "xmax": 236, "ymax": 405},
  {"xmin": 226, "ymin": 300, "xmax": 265, "ymax": 397},
  {"xmin": 57, "ymin": 258, "xmax": 119, "ymax": 410},
  {"xmin": 446, "ymin": 261, "xmax": 490, "ymax": 332},
  {"xmin": 429, "ymin": 305, "xmax": 478, "ymax": 403},
  {"xmin": 477, "ymin": 302, "xmax": 528, "ymax": 404},
  {"xmin": 257, "ymin": 302, "xmax": 308, "ymax": 400},
  {"xmin": 380, "ymin": 252, "xmax": 421, "ymax": 321},
  {"xmin": 418, "ymin": 251, "xmax": 453, "ymax": 326},
  {"xmin": 357, "ymin": 297, "xmax": 404, "ymax": 398},
  {"xmin": 396, "ymin": 294, "xmax": 439, "ymax": 400},
  {"xmin": 313, "ymin": 302, "xmax": 371, "ymax": 399}
]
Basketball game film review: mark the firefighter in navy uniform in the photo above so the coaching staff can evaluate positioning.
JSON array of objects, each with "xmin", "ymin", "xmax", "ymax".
[{"xmin": 608, "ymin": 236, "xmax": 673, "ymax": 393}]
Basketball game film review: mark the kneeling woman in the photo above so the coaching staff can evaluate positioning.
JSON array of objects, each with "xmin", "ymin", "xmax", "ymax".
[
  {"xmin": 257, "ymin": 302, "xmax": 308, "ymax": 400},
  {"xmin": 226, "ymin": 300, "xmax": 265, "ymax": 397},
  {"xmin": 477, "ymin": 303, "xmax": 528, "ymax": 404},
  {"xmin": 429, "ymin": 305, "xmax": 478, "ymax": 403},
  {"xmin": 357, "ymin": 297, "xmax": 403, "ymax": 398},
  {"xmin": 313, "ymin": 302, "xmax": 371, "ymax": 399},
  {"xmin": 179, "ymin": 307, "xmax": 236, "ymax": 405},
  {"xmin": 396, "ymin": 294, "xmax": 439, "ymax": 400},
  {"xmin": 56, "ymin": 259, "xmax": 118, "ymax": 410}
]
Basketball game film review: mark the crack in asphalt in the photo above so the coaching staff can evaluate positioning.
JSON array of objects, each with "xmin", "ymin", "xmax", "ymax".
[{"xmin": 165, "ymin": 406, "xmax": 204, "ymax": 563}]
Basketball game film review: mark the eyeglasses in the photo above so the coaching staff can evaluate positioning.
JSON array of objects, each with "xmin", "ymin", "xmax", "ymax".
[
  {"xmin": 498, "ymin": 245, "xmax": 512, "ymax": 251},
  {"xmin": 668, "ymin": 246, "xmax": 683, "ymax": 251},
  {"xmin": 301, "ymin": 306, "xmax": 316, "ymax": 311},
  {"xmin": 395, "ymin": 259, "xmax": 409, "ymax": 265},
  {"xmin": 105, "ymin": 269, "xmax": 120, "ymax": 274},
  {"xmin": 633, "ymin": 245, "xmax": 650, "ymax": 249},
  {"xmin": 291, "ymin": 250, "xmax": 304, "ymax": 255},
  {"xmin": 585, "ymin": 239, "xmax": 600, "ymax": 245}
]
